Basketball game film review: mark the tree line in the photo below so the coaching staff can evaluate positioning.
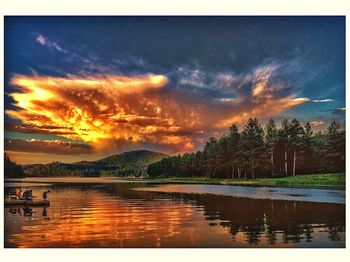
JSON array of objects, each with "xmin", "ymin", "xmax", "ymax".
[
  {"xmin": 23, "ymin": 162, "xmax": 145, "ymax": 177},
  {"xmin": 4, "ymin": 150, "xmax": 165, "ymax": 178},
  {"xmin": 147, "ymin": 118, "xmax": 345, "ymax": 179},
  {"xmin": 4, "ymin": 153, "xmax": 24, "ymax": 178}
]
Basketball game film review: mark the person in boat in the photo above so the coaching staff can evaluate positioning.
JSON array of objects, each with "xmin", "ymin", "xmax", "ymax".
[
  {"xmin": 22, "ymin": 190, "xmax": 33, "ymax": 200},
  {"xmin": 16, "ymin": 190, "xmax": 22, "ymax": 199},
  {"xmin": 42, "ymin": 190, "xmax": 50, "ymax": 200}
]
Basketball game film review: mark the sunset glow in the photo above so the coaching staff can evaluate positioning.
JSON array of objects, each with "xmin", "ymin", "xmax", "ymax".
[
  {"xmin": 4, "ymin": 17, "xmax": 345, "ymax": 163},
  {"xmin": 5, "ymin": 72, "xmax": 310, "ymax": 161}
]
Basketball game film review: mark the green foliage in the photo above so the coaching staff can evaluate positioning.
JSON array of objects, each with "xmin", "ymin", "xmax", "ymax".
[
  {"xmin": 265, "ymin": 119, "xmax": 278, "ymax": 146},
  {"xmin": 96, "ymin": 150, "xmax": 167, "ymax": 168},
  {"xmin": 289, "ymin": 119, "xmax": 304, "ymax": 148},
  {"xmin": 147, "ymin": 173, "xmax": 345, "ymax": 189},
  {"xmin": 240, "ymin": 118, "xmax": 265, "ymax": 179},
  {"xmin": 271, "ymin": 173, "xmax": 345, "ymax": 187},
  {"xmin": 325, "ymin": 121, "xmax": 345, "ymax": 171},
  {"xmin": 148, "ymin": 118, "xmax": 345, "ymax": 179}
]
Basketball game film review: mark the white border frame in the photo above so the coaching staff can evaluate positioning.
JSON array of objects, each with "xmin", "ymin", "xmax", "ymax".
[{"xmin": 0, "ymin": 1, "xmax": 349, "ymax": 261}]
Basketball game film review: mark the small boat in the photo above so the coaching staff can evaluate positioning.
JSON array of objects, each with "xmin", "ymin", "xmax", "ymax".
[{"xmin": 5, "ymin": 199, "xmax": 50, "ymax": 207}]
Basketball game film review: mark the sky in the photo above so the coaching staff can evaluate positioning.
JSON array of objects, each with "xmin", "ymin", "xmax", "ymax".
[{"xmin": 4, "ymin": 16, "xmax": 345, "ymax": 164}]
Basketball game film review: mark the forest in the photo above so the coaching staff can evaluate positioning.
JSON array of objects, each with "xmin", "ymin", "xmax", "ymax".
[{"xmin": 147, "ymin": 118, "xmax": 345, "ymax": 179}]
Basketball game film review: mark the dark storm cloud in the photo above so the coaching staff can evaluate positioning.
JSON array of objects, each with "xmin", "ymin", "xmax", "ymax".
[
  {"xmin": 5, "ymin": 122, "xmax": 76, "ymax": 135},
  {"xmin": 5, "ymin": 139, "xmax": 94, "ymax": 155}
]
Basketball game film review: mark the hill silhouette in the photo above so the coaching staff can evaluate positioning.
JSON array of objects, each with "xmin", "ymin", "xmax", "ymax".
[{"xmin": 23, "ymin": 150, "xmax": 168, "ymax": 177}]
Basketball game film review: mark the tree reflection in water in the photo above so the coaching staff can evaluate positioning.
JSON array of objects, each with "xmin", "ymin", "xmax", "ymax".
[
  {"xmin": 99, "ymin": 184, "xmax": 345, "ymax": 246},
  {"xmin": 178, "ymin": 193, "xmax": 344, "ymax": 245}
]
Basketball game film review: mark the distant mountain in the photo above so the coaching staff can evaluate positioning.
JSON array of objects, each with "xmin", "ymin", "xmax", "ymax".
[
  {"xmin": 23, "ymin": 150, "xmax": 168, "ymax": 177},
  {"xmin": 95, "ymin": 150, "xmax": 168, "ymax": 168}
]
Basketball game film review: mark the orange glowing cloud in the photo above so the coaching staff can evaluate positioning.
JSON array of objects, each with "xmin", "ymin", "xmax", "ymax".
[
  {"xmin": 6, "ymin": 72, "xmax": 309, "ymax": 155},
  {"xmin": 218, "ymin": 97, "xmax": 309, "ymax": 127},
  {"xmin": 5, "ymin": 139, "xmax": 94, "ymax": 155},
  {"xmin": 6, "ymin": 74, "xmax": 168, "ymax": 144},
  {"xmin": 310, "ymin": 121, "xmax": 325, "ymax": 127}
]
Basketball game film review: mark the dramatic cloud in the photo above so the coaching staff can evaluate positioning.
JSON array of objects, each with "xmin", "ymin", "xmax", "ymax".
[
  {"xmin": 5, "ymin": 139, "xmax": 94, "ymax": 155},
  {"xmin": 218, "ymin": 97, "xmax": 309, "ymax": 127},
  {"xmin": 6, "ymin": 67, "xmax": 308, "ymax": 155},
  {"xmin": 35, "ymin": 34, "xmax": 67, "ymax": 53},
  {"xmin": 241, "ymin": 63, "xmax": 279, "ymax": 97},
  {"xmin": 36, "ymin": 34, "xmax": 46, "ymax": 45},
  {"xmin": 177, "ymin": 67, "xmax": 205, "ymax": 88},
  {"xmin": 215, "ymin": 73, "xmax": 238, "ymax": 88},
  {"xmin": 5, "ymin": 122, "xmax": 76, "ymax": 135},
  {"xmin": 311, "ymin": 99, "xmax": 335, "ymax": 103},
  {"xmin": 310, "ymin": 121, "xmax": 325, "ymax": 127}
]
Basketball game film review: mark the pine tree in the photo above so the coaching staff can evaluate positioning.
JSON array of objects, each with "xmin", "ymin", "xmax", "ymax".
[
  {"xmin": 301, "ymin": 122, "xmax": 313, "ymax": 172},
  {"xmin": 228, "ymin": 124, "xmax": 240, "ymax": 178},
  {"xmin": 217, "ymin": 135, "xmax": 231, "ymax": 178},
  {"xmin": 203, "ymin": 137, "xmax": 218, "ymax": 177},
  {"xmin": 241, "ymin": 118, "xmax": 265, "ymax": 179},
  {"xmin": 265, "ymin": 119, "xmax": 278, "ymax": 176},
  {"xmin": 325, "ymin": 121, "xmax": 345, "ymax": 171},
  {"xmin": 289, "ymin": 119, "xmax": 304, "ymax": 176},
  {"xmin": 279, "ymin": 119, "xmax": 290, "ymax": 176}
]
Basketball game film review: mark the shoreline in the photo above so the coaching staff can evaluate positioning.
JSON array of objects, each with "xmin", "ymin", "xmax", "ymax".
[
  {"xmin": 5, "ymin": 173, "xmax": 345, "ymax": 190},
  {"xmin": 145, "ymin": 173, "xmax": 345, "ymax": 190}
]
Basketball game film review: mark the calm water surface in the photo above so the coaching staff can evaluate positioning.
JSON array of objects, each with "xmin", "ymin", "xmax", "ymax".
[{"xmin": 4, "ymin": 178, "xmax": 345, "ymax": 248}]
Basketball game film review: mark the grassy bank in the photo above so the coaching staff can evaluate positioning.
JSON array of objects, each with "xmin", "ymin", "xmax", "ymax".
[{"xmin": 146, "ymin": 173, "xmax": 345, "ymax": 189}]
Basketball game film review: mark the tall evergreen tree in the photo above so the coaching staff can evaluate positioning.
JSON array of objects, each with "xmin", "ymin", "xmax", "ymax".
[
  {"xmin": 311, "ymin": 131, "xmax": 327, "ymax": 172},
  {"xmin": 203, "ymin": 137, "xmax": 218, "ymax": 177},
  {"xmin": 241, "ymin": 118, "xmax": 265, "ymax": 179},
  {"xmin": 228, "ymin": 124, "xmax": 241, "ymax": 178},
  {"xmin": 325, "ymin": 121, "xmax": 345, "ymax": 171},
  {"xmin": 217, "ymin": 135, "xmax": 231, "ymax": 178},
  {"xmin": 265, "ymin": 119, "xmax": 278, "ymax": 176},
  {"xmin": 279, "ymin": 119, "xmax": 290, "ymax": 176},
  {"xmin": 289, "ymin": 119, "xmax": 304, "ymax": 176},
  {"xmin": 301, "ymin": 122, "xmax": 314, "ymax": 172}
]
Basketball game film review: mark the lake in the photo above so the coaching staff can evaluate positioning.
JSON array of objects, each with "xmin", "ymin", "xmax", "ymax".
[{"xmin": 4, "ymin": 177, "xmax": 345, "ymax": 248}]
